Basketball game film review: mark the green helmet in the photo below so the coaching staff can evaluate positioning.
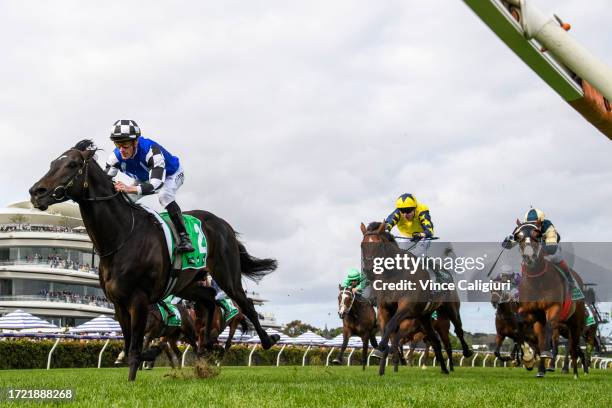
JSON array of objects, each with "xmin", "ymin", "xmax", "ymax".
[{"xmin": 347, "ymin": 267, "xmax": 361, "ymax": 280}]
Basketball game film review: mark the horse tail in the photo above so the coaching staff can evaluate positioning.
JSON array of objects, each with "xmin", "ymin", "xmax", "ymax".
[{"xmin": 238, "ymin": 241, "xmax": 277, "ymax": 282}]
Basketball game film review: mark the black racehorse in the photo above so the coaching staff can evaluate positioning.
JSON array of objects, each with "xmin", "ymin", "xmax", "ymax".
[{"xmin": 29, "ymin": 140, "xmax": 280, "ymax": 380}]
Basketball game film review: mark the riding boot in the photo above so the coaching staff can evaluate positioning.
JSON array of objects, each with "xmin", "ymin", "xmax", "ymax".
[
  {"xmin": 556, "ymin": 260, "xmax": 584, "ymax": 300},
  {"xmin": 166, "ymin": 201, "xmax": 194, "ymax": 253}
]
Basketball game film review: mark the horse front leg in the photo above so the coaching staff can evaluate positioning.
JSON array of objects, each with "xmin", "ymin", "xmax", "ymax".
[
  {"xmin": 333, "ymin": 331, "xmax": 349, "ymax": 365},
  {"xmin": 361, "ymin": 334, "xmax": 369, "ymax": 370},
  {"xmin": 533, "ymin": 320, "xmax": 547, "ymax": 378},
  {"xmin": 127, "ymin": 293, "xmax": 149, "ymax": 381}
]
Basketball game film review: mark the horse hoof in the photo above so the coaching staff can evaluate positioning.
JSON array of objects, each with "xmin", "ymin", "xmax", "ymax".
[
  {"xmin": 269, "ymin": 334, "xmax": 280, "ymax": 346},
  {"xmin": 525, "ymin": 366, "xmax": 534, "ymax": 371},
  {"xmin": 463, "ymin": 350, "xmax": 474, "ymax": 358},
  {"xmin": 331, "ymin": 359, "xmax": 342, "ymax": 365},
  {"xmin": 536, "ymin": 372, "xmax": 545, "ymax": 378},
  {"xmin": 441, "ymin": 369, "xmax": 449, "ymax": 375},
  {"xmin": 561, "ymin": 369, "xmax": 569, "ymax": 375},
  {"xmin": 546, "ymin": 368, "xmax": 555, "ymax": 372},
  {"xmin": 371, "ymin": 349, "xmax": 384, "ymax": 359}
]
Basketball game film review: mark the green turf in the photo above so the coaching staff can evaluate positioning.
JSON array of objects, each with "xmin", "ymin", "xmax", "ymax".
[{"xmin": 0, "ymin": 365, "xmax": 610, "ymax": 407}]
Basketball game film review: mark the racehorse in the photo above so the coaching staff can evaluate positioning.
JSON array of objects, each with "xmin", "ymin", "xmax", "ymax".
[
  {"xmin": 115, "ymin": 301, "xmax": 198, "ymax": 369},
  {"xmin": 360, "ymin": 222, "xmax": 473, "ymax": 376},
  {"xmin": 395, "ymin": 312, "xmax": 453, "ymax": 372},
  {"xmin": 190, "ymin": 295, "xmax": 250, "ymax": 355},
  {"xmin": 512, "ymin": 221, "xmax": 586, "ymax": 378},
  {"xmin": 29, "ymin": 140, "xmax": 280, "ymax": 380},
  {"xmin": 332, "ymin": 285, "xmax": 378, "ymax": 369},
  {"xmin": 490, "ymin": 273, "xmax": 536, "ymax": 366}
]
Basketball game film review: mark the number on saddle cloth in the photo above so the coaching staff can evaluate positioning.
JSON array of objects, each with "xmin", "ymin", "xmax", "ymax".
[{"xmin": 158, "ymin": 212, "xmax": 208, "ymax": 270}]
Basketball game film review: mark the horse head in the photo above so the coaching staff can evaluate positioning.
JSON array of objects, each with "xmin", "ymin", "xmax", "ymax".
[
  {"xmin": 512, "ymin": 221, "xmax": 544, "ymax": 270},
  {"xmin": 490, "ymin": 273, "xmax": 514, "ymax": 308},
  {"xmin": 360, "ymin": 221, "xmax": 397, "ymax": 272},
  {"xmin": 29, "ymin": 139, "xmax": 108, "ymax": 210},
  {"xmin": 337, "ymin": 284, "xmax": 355, "ymax": 319}
]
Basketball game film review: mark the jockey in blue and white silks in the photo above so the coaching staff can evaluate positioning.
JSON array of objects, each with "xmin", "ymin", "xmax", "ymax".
[{"xmin": 105, "ymin": 120, "xmax": 194, "ymax": 253}]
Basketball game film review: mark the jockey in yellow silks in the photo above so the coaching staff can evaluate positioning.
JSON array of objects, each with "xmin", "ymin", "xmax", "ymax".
[{"xmin": 385, "ymin": 193, "xmax": 434, "ymax": 257}]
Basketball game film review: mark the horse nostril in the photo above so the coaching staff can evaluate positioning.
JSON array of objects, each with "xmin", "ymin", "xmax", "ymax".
[{"xmin": 34, "ymin": 187, "xmax": 48, "ymax": 197}]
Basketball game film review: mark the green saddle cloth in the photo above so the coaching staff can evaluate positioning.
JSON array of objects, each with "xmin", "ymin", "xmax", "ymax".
[
  {"xmin": 157, "ymin": 303, "xmax": 182, "ymax": 327},
  {"xmin": 219, "ymin": 298, "xmax": 239, "ymax": 323},
  {"xmin": 159, "ymin": 213, "xmax": 208, "ymax": 270},
  {"xmin": 551, "ymin": 264, "xmax": 584, "ymax": 301},
  {"xmin": 431, "ymin": 311, "xmax": 438, "ymax": 320}
]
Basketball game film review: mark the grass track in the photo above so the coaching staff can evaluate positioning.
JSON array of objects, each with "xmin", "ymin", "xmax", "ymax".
[{"xmin": 1, "ymin": 365, "xmax": 611, "ymax": 407}]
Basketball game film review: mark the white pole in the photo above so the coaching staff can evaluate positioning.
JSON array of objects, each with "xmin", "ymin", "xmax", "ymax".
[
  {"xmin": 248, "ymin": 344, "xmax": 258, "ymax": 367},
  {"xmin": 46, "ymin": 338, "xmax": 61, "ymax": 370},
  {"xmin": 367, "ymin": 349, "xmax": 374, "ymax": 367},
  {"xmin": 302, "ymin": 345, "xmax": 312, "ymax": 367},
  {"xmin": 472, "ymin": 352, "xmax": 480, "ymax": 368},
  {"xmin": 346, "ymin": 348, "xmax": 355, "ymax": 366},
  {"xmin": 494, "ymin": 357, "xmax": 498, "ymax": 368},
  {"xmin": 419, "ymin": 351, "xmax": 426, "ymax": 367},
  {"xmin": 482, "ymin": 354, "xmax": 490, "ymax": 368},
  {"xmin": 276, "ymin": 344, "xmax": 287, "ymax": 367},
  {"xmin": 325, "ymin": 347, "xmax": 336, "ymax": 366},
  {"xmin": 518, "ymin": 0, "xmax": 612, "ymax": 101},
  {"xmin": 97, "ymin": 339, "xmax": 110, "ymax": 369},
  {"xmin": 181, "ymin": 345, "xmax": 191, "ymax": 368}
]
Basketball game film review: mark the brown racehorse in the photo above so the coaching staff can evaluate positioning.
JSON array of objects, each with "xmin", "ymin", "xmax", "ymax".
[
  {"xmin": 332, "ymin": 285, "xmax": 378, "ymax": 369},
  {"xmin": 512, "ymin": 221, "xmax": 586, "ymax": 378},
  {"xmin": 361, "ymin": 222, "xmax": 473, "ymax": 376},
  {"xmin": 115, "ymin": 302, "xmax": 198, "ymax": 369},
  {"xmin": 490, "ymin": 273, "xmax": 538, "ymax": 367},
  {"xmin": 29, "ymin": 140, "xmax": 280, "ymax": 381},
  {"xmin": 191, "ymin": 295, "xmax": 249, "ymax": 355},
  {"xmin": 395, "ymin": 312, "xmax": 453, "ymax": 372}
]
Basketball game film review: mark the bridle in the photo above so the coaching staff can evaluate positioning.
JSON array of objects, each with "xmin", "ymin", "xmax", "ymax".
[
  {"xmin": 513, "ymin": 223, "xmax": 547, "ymax": 278},
  {"xmin": 50, "ymin": 149, "xmax": 134, "ymax": 258},
  {"xmin": 339, "ymin": 288, "xmax": 356, "ymax": 317}
]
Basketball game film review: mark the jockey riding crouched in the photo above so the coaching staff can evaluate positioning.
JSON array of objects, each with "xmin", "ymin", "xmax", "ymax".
[
  {"xmin": 209, "ymin": 277, "xmax": 239, "ymax": 321},
  {"xmin": 385, "ymin": 193, "xmax": 434, "ymax": 256},
  {"xmin": 341, "ymin": 267, "xmax": 368, "ymax": 296},
  {"xmin": 384, "ymin": 193, "xmax": 451, "ymax": 281},
  {"xmin": 502, "ymin": 208, "xmax": 582, "ymax": 299},
  {"xmin": 105, "ymin": 120, "xmax": 194, "ymax": 253}
]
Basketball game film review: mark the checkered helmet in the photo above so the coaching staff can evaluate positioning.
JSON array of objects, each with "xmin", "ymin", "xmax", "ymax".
[{"xmin": 110, "ymin": 120, "xmax": 141, "ymax": 142}]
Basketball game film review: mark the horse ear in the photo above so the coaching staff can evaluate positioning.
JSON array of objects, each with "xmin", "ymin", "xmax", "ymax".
[
  {"xmin": 338, "ymin": 284, "xmax": 342, "ymax": 290},
  {"xmin": 360, "ymin": 223, "xmax": 367, "ymax": 235},
  {"xmin": 377, "ymin": 221, "xmax": 385, "ymax": 234},
  {"xmin": 516, "ymin": 218, "xmax": 521, "ymax": 226}
]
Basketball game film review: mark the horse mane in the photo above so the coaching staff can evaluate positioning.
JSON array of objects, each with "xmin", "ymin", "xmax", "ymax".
[
  {"xmin": 73, "ymin": 139, "xmax": 98, "ymax": 152},
  {"xmin": 366, "ymin": 221, "xmax": 396, "ymax": 243}
]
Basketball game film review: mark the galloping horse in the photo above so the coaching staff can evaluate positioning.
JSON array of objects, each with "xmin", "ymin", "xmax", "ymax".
[
  {"xmin": 360, "ymin": 222, "xmax": 473, "ymax": 375},
  {"xmin": 490, "ymin": 273, "xmax": 537, "ymax": 367},
  {"xmin": 115, "ymin": 302, "xmax": 198, "ymax": 369},
  {"xmin": 332, "ymin": 285, "xmax": 378, "ymax": 369},
  {"xmin": 395, "ymin": 312, "xmax": 453, "ymax": 371},
  {"xmin": 29, "ymin": 140, "xmax": 280, "ymax": 380},
  {"xmin": 191, "ymin": 296, "xmax": 250, "ymax": 354},
  {"xmin": 512, "ymin": 221, "xmax": 586, "ymax": 378}
]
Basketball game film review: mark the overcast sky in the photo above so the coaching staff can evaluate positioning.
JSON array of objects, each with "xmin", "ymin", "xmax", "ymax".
[{"xmin": 1, "ymin": 0, "xmax": 611, "ymax": 334}]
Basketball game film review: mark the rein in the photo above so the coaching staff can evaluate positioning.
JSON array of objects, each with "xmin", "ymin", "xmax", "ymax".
[{"xmin": 52, "ymin": 150, "xmax": 136, "ymax": 258}]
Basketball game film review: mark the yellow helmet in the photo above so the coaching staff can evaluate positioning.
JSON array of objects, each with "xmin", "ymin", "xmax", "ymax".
[
  {"xmin": 396, "ymin": 193, "xmax": 417, "ymax": 209},
  {"xmin": 524, "ymin": 208, "xmax": 545, "ymax": 223}
]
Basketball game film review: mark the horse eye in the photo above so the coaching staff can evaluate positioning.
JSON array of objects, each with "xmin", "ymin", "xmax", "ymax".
[
  {"xmin": 530, "ymin": 230, "xmax": 540, "ymax": 239},
  {"xmin": 68, "ymin": 161, "xmax": 78, "ymax": 169}
]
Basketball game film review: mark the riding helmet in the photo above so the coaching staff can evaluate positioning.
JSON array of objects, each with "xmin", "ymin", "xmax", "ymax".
[{"xmin": 110, "ymin": 120, "xmax": 141, "ymax": 142}]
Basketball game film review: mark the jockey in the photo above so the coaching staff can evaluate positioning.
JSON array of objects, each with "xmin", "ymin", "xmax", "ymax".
[
  {"xmin": 385, "ymin": 193, "xmax": 434, "ymax": 256},
  {"xmin": 502, "ymin": 208, "xmax": 581, "ymax": 298},
  {"xmin": 340, "ymin": 267, "xmax": 368, "ymax": 295},
  {"xmin": 209, "ymin": 277, "xmax": 239, "ymax": 321},
  {"xmin": 105, "ymin": 120, "xmax": 194, "ymax": 253}
]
